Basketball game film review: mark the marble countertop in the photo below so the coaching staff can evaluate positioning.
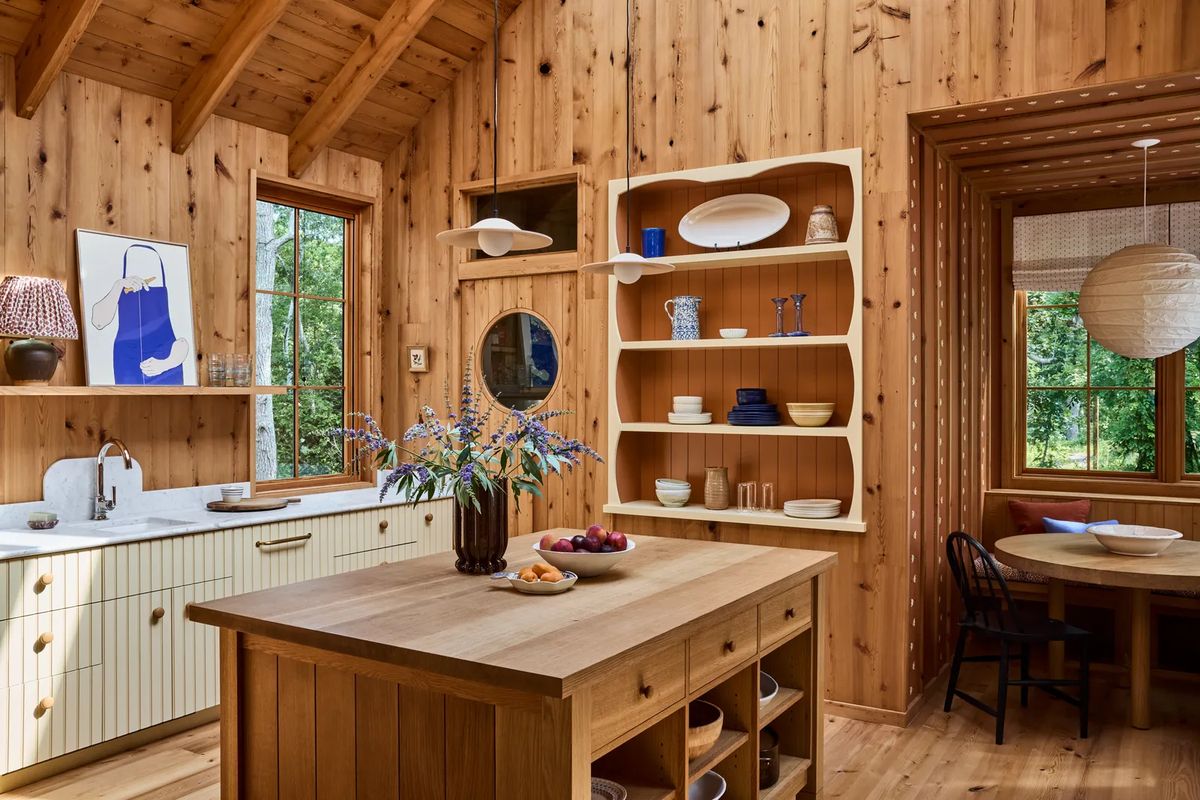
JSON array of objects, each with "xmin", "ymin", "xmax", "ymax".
[{"xmin": 0, "ymin": 486, "xmax": 450, "ymax": 561}]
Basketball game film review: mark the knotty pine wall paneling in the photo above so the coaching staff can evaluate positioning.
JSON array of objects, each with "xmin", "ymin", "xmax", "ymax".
[
  {"xmin": 382, "ymin": 0, "xmax": 1200, "ymax": 716},
  {"xmin": 0, "ymin": 58, "xmax": 382, "ymax": 504}
]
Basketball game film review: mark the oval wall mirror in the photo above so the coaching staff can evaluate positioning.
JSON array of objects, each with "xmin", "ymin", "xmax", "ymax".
[{"xmin": 479, "ymin": 311, "xmax": 559, "ymax": 411}]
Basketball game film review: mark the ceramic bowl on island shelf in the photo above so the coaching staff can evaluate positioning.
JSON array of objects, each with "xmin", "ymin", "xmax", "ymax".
[
  {"xmin": 534, "ymin": 526, "xmax": 636, "ymax": 577},
  {"xmin": 719, "ymin": 327, "xmax": 748, "ymax": 339},
  {"xmin": 590, "ymin": 778, "xmax": 628, "ymax": 800},
  {"xmin": 1088, "ymin": 524, "xmax": 1182, "ymax": 557},
  {"xmin": 688, "ymin": 770, "xmax": 727, "ymax": 800}
]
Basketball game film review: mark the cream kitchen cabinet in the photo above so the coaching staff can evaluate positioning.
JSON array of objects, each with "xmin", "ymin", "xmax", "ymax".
[{"xmin": 0, "ymin": 498, "xmax": 453, "ymax": 783}]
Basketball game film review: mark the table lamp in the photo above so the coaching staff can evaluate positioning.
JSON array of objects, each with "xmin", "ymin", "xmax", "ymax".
[{"xmin": 0, "ymin": 275, "xmax": 80, "ymax": 385}]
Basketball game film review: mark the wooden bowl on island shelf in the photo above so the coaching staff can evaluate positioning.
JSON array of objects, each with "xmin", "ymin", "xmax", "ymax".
[{"xmin": 687, "ymin": 700, "xmax": 724, "ymax": 760}]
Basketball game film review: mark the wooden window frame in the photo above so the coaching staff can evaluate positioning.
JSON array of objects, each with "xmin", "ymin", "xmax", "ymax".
[{"xmin": 250, "ymin": 172, "xmax": 376, "ymax": 495}]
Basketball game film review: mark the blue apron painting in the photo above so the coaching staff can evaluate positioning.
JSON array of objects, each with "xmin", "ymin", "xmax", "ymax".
[{"xmin": 76, "ymin": 231, "xmax": 197, "ymax": 387}]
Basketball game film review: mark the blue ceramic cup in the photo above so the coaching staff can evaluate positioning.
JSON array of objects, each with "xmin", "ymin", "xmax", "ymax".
[{"xmin": 642, "ymin": 227, "xmax": 666, "ymax": 258}]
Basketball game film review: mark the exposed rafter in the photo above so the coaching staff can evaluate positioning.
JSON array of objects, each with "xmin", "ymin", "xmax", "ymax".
[
  {"xmin": 287, "ymin": 0, "xmax": 444, "ymax": 177},
  {"xmin": 171, "ymin": 0, "xmax": 292, "ymax": 154},
  {"xmin": 15, "ymin": 0, "xmax": 103, "ymax": 118}
]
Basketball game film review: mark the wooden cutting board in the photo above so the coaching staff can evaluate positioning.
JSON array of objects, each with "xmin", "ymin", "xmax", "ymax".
[{"xmin": 206, "ymin": 497, "xmax": 302, "ymax": 513}]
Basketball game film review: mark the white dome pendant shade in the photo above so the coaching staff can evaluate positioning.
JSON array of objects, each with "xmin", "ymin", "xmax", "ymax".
[
  {"xmin": 582, "ymin": 251, "xmax": 675, "ymax": 284},
  {"xmin": 436, "ymin": 217, "xmax": 552, "ymax": 257},
  {"xmin": 1078, "ymin": 244, "xmax": 1200, "ymax": 359}
]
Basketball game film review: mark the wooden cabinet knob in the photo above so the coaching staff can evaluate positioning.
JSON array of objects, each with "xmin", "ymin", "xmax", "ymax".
[
  {"xmin": 34, "ymin": 632, "xmax": 54, "ymax": 652},
  {"xmin": 151, "ymin": 607, "xmax": 166, "ymax": 624},
  {"xmin": 723, "ymin": 640, "xmax": 736, "ymax": 654},
  {"xmin": 784, "ymin": 607, "xmax": 796, "ymax": 620},
  {"xmin": 35, "ymin": 573, "xmax": 54, "ymax": 592},
  {"xmin": 424, "ymin": 513, "xmax": 434, "ymax": 524},
  {"xmin": 379, "ymin": 519, "xmax": 389, "ymax": 531},
  {"xmin": 35, "ymin": 696, "xmax": 54, "ymax": 717},
  {"xmin": 639, "ymin": 684, "xmax": 654, "ymax": 699}
]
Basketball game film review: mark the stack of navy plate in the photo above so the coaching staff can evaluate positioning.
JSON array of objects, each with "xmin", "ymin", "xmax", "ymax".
[{"xmin": 727, "ymin": 387, "xmax": 780, "ymax": 425}]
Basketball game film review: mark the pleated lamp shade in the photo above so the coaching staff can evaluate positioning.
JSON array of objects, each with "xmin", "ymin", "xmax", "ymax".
[
  {"xmin": 0, "ymin": 276, "xmax": 79, "ymax": 340},
  {"xmin": 1078, "ymin": 244, "xmax": 1200, "ymax": 359}
]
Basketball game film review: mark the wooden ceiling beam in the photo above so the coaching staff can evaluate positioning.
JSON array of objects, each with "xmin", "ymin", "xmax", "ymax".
[
  {"xmin": 15, "ymin": 0, "xmax": 103, "ymax": 118},
  {"xmin": 287, "ymin": 0, "xmax": 445, "ymax": 177},
  {"xmin": 171, "ymin": 0, "xmax": 292, "ymax": 155}
]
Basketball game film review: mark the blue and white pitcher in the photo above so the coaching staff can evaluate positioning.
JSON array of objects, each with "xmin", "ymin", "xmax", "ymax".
[{"xmin": 664, "ymin": 295, "xmax": 702, "ymax": 340}]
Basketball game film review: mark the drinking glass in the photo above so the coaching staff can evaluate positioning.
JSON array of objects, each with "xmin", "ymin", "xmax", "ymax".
[
  {"xmin": 207, "ymin": 353, "xmax": 226, "ymax": 387},
  {"xmin": 737, "ymin": 482, "xmax": 758, "ymax": 512},
  {"xmin": 231, "ymin": 354, "xmax": 251, "ymax": 387},
  {"xmin": 760, "ymin": 482, "xmax": 775, "ymax": 512}
]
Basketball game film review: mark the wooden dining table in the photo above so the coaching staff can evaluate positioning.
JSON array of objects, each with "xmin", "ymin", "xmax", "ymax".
[{"xmin": 995, "ymin": 533, "xmax": 1200, "ymax": 730}]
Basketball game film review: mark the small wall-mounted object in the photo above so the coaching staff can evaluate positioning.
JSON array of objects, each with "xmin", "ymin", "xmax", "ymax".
[
  {"xmin": 407, "ymin": 345, "xmax": 429, "ymax": 373},
  {"xmin": 0, "ymin": 275, "xmax": 79, "ymax": 385}
]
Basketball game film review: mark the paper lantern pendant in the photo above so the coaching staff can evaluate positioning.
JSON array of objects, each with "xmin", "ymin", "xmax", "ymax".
[{"xmin": 1078, "ymin": 244, "xmax": 1200, "ymax": 359}]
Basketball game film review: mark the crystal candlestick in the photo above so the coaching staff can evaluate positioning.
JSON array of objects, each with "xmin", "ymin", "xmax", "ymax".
[
  {"xmin": 770, "ymin": 297, "xmax": 788, "ymax": 337},
  {"xmin": 789, "ymin": 293, "xmax": 811, "ymax": 336}
]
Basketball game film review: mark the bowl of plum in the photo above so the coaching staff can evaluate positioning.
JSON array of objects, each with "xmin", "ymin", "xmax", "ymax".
[{"xmin": 534, "ymin": 525, "xmax": 635, "ymax": 577}]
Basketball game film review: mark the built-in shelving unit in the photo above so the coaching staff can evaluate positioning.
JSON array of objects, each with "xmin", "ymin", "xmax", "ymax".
[
  {"xmin": 0, "ymin": 385, "xmax": 286, "ymax": 396},
  {"xmin": 603, "ymin": 149, "xmax": 865, "ymax": 532}
]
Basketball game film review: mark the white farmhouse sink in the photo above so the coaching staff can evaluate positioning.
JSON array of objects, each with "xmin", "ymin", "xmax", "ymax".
[{"xmin": 88, "ymin": 517, "xmax": 193, "ymax": 535}]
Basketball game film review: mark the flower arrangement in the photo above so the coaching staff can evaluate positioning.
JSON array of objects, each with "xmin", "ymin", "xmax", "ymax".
[{"xmin": 331, "ymin": 356, "xmax": 603, "ymax": 511}]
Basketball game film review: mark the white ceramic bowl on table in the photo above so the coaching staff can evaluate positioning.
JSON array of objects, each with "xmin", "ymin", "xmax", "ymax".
[
  {"xmin": 1088, "ymin": 524, "xmax": 1182, "ymax": 557},
  {"xmin": 533, "ymin": 538, "xmax": 637, "ymax": 577},
  {"xmin": 498, "ymin": 571, "xmax": 578, "ymax": 594}
]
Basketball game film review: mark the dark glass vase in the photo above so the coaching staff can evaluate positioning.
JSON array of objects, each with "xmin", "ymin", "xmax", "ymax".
[{"xmin": 453, "ymin": 482, "xmax": 509, "ymax": 574}]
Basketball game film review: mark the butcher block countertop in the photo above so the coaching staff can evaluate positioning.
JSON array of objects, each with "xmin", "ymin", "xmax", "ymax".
[{"xmin": 189, "ymin": 530, "xmax": 837, "ymax": 698}]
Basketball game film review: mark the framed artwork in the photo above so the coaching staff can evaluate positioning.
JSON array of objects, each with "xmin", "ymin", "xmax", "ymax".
[
  {"xmin": 75, "ymin": 229, "xmax": 199, "ymax": 386},
  {"xmin": 407, "ymin": 345, "xmax": 429, "ymax": 373}
]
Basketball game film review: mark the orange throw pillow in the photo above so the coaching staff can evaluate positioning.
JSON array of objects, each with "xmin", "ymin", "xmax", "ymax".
[{"xmin": 1008, "ymin": 499, "xmax": 1091, "ymax": 534}]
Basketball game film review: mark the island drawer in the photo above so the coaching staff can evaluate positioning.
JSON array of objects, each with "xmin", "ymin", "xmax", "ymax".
[
  {"xmin": 687, "ymin": 607, "xmax": 758, "ymax": 690},
  {"xmin": 590, "ymin": 640, "xmax": 685, "ymax": 749},
  {"xmin": 2, "ymin": 551, "xmax": 102, "ymax": 620},
  {"xmin": 759, "ymin": 580, "xmax": 813, "ymax": 650}
]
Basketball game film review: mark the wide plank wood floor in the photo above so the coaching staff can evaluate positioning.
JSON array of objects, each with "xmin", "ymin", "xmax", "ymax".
[{"xmin": 2, "ymin": 665, "xmax": 1196, "ymax": 799}]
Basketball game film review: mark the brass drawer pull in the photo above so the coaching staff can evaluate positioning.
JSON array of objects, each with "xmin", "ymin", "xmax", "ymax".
[
  {"xmin": 256, "ymin": 533, "xmax": 312, "ymax": 549},
  {"xmin": 151, "ymin": 607, "xmax": 166, "ymax": 624},
  {"xmin": 639, "ymin": 684, "xmax": 654, "ymax": 699},
  {"xmin": 34, "ymin": 632, "xmax": 54, "ymax": 652},
  {"xmin": 784, "ymin": 607, "xmax": 796, "ymax": 620},
  {"xmin": 34, "ymin": 696, "xmax": 54, "ymax": 718},
  {"xmin": 379, "ymin": 519, "xmax": 389, "ymax": 531},
  {"xmin": 723, "ymin": 640, "xmax": 736, "ymax": 653}
]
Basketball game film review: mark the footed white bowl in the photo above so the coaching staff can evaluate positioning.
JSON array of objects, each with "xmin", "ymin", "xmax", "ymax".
[
  {"xmin": 533, "ymin": 538, "xmax": 637, "ymax": 577},
  {"xmin": 1088, "ymin": 524, "xmax": 1182, "ymax": 557}
]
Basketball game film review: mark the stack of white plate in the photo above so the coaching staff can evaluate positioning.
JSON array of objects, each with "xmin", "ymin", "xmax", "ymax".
[
  {"xmin": 670, "ymin": 395, "xmax": 711, "ymax": 424},
  {"xmin": 668, "ymin": 411, "xmax": 713, "ymax": 424},
  {"xmin": 783, "ymin": 499, "xmax": 842, "ymax": 519}
]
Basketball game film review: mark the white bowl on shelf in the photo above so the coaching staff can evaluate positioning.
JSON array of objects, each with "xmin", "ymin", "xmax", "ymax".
[
  {"xmin": 532, "ymin": 538, "xmax": 637, "ymax": 577},
  {"xmin": 674, "ymin": 395, "xmax": 703, "ymax": 404},
  {"xmin": 673, "ymin": 402, "xmax": 703, "ymax": 414},
  {"xmin": 687, "ymin": 770, "xmax": 728, "ymax": 800},
  {"xmin": 668, "ymin": 412, "xmax": 712, "ymax": 424},
  {"xmin": 656, "ymin": 477, "xmax": 690, "ymax": 489},
  {"xmin": 1088, "ymin": 524, "xmax": 1182, "ymax": 557},
  {"xmin": 656, "ymin": 486, "xmax": 692, "ymax": 507},
  {"xmin": 719, "ymin": 328, "xmax": 748, "ymax": 339}
]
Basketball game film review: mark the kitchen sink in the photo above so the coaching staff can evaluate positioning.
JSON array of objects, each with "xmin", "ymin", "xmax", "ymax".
[{"xmin": 90, "ymin": 516, "xmax": 193, "ymax": 535}]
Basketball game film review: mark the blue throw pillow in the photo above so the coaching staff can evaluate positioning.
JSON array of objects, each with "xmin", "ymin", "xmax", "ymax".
[{"xmin": 1042, "ymin": 517, "xmax": 1119, "ymax": 534}]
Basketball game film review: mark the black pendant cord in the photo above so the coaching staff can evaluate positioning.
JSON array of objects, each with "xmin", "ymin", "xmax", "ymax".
[
  {"xmin": 1142, "ymin": 143, "xmax": 1148, "ymax": 244},
  {"xmin": 492, "ymin": 0, "xmax": 500, "ymax": 219},
  {"xmin": 624, "ymin": 0, "xmax": 633, "ymax": 253}
]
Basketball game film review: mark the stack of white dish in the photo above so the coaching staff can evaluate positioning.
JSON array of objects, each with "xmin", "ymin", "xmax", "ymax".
[
  {"xmin": 668, "ymin": 395, "xmax": 712, "ymax": 424},
  {"xmin": 656, "ymin": 478, "xmax": 692, "ymax": 507},
  {"xmin": 783, "ymin": 499, "xmax": 842, "ymax": 519}
]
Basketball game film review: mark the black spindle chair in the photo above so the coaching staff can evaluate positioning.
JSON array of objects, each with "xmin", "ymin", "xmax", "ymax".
[{"xmin": 944, "ymin": 531, "xmax": 1092, "ymax": 744}]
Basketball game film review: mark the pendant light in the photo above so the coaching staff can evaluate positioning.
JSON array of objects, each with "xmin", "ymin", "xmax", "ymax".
[
  {"xmin": 1079, "ymin": 138, "xmax": 1200, "ymax": 360},
  {"xmin": 436, "ymin": 0, "xmax": 551, "ymax": 257},
  {"xmin": 580, "ymin": 0, "xmax": 674, "ymax": 284}
]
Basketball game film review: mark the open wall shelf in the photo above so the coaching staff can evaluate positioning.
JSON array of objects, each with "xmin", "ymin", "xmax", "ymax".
[{"xmin": 605, "ymin": 150, "xmax": 865, "ymax": 533}]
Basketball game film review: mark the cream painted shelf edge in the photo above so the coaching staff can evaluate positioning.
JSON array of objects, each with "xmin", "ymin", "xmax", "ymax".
[
  {"xmin": 605, "ymin": 148, "xmax": 865, "ymax": 532},
  {"xmin": 620, "ymin": 423, "xmax": 849, "ymax": 438},
  {"xmin": 619, "ymin": 335, "xmax": 849, "ymax": 351},
  {"xmin": 0, "ymin": 386, "xmax": 288, "ymax": 396},
  {"xmin": 603, "ymin": 501, "xmax": 867, "ymax": 533}
]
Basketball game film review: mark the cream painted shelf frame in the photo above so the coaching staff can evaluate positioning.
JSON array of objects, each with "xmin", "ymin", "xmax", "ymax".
[{"xmin": 602, "ymin": 149, "xmax": 866, "ymax": 533}]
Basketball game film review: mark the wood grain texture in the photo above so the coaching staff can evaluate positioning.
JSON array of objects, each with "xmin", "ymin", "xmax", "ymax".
[
  {"xmin": 13, "ymin": 0, "xmax": 102, "ymax": 118},
  {"xmin": 995, "ymin": 534, "xmax": 1200, "ymax": 591}
]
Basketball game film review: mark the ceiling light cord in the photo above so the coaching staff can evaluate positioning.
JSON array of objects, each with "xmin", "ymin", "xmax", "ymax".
[
  {"xmin": 1142, "ymin": 143, "xmax": 1148, "ymax": 244},
  {"xmin": 492, "ymin": 0, "xmax": 500, "ymax": 219},
  {"xmin": 624, "ymin": 0, "xmax": 633, "ymax": 253}
]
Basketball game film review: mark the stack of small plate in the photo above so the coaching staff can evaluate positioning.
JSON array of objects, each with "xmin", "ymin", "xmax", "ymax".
[
  {"xmin": 669, "ymin": 395, "xmax": 712, "ymax": 424},
  {"xmin": 783, "ymin": 499, "xmax": 842, "ymax": 519},
  {"xmin": 727, "ymin": 402, "xmax": 780, "ymax": 426}
]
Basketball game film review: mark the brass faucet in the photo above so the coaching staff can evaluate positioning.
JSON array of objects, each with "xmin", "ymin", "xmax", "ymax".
[{"xmin": 95, "ymin": 437, "xmax": 132, "ymax": 520}]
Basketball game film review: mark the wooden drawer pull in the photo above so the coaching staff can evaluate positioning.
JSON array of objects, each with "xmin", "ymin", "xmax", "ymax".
[
  {"xmin": 34, "ymin": 632, "xmax": 54, "ymax": 652},
  {"xmin": 34, "ymin": 697, "xmax": 54, "ymax": 717},
  {"xmin": 35, "ymin": 573, "xmax": 54, "ymax": 592},
  {"xmin": 424, "ymin": 513, "xmax": 434, "ymax": 524},
  {"xmin": 255, "ymin": 533, "xmax": 312, "ymax": 549},
  {"xmin": 379, "ymin": 519, "xmax": 389, "ymax": 531},
  {"xmin": 639, "ymin": 684, "xmax": 654, "ymax": 699},
  {"xmin": 151, "ymin": 607, "xmax": 166, "ymax": 624},
  {"xmin": 784, "ymin": 607, "xmax": 796, "ymax": 620},
  {"xmin": 723, "ymin": 640, "xmax": 736, "ymax": 653}
]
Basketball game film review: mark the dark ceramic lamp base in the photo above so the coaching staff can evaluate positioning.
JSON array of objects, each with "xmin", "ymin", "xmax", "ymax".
[{"xmin": 4, "ymin": 338, "xmax": 60, "ymax": 385}]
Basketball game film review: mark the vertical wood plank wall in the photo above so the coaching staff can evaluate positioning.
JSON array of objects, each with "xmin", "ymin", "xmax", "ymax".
[
  {"xmin": 0, "ymin": 56, "xmax": 383, "ymax": 504},
  {"xmin": 382, "ymin": 0, "xmax": 1200, "ymax": 714}
]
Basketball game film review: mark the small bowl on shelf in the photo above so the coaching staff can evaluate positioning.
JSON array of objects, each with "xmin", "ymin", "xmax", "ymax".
[
  {"xmin": 686, "ymin": 700, "xmax": 723, "ymax": 760},
  {"xmin": 735, "ymin": 387, "xmax": 767, "ymax": 405},
  {"xmin": 656, "ymin": 477, "xmax": 690, "ymax": 489},
  {"xmin": 532, "ymin": 537, "xmax": 637, "ymax": 577},
  {"xmin": 656, "ymin": 484, "xmax": 692, "ymax": 508},
  {"xmin": 787, "ymin": 402, "xmax": 835, "ymax": 427},
  {"xmin": 719, "ymin": 328, "xmax": 748, "ymax": 339},
  {"xmin": 760, "ymin": 671, "xmax": 779, "ymax": 705},
  {"xmin": 1088, "ymin": 524, "xmax": 1182, "ymax": 557},
  {"xmin": 688, "ymin": 770, "xmax": 727, "ymax": 800}
]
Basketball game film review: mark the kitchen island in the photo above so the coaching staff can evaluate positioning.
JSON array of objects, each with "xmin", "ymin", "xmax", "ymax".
[{"xmin": 189, "ymin": 531, "xmax": 836, "ymax": 800}]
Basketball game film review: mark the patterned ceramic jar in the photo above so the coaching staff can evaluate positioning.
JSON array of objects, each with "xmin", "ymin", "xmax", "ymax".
[
  {"xmin": 804, "ymin": 204, "xmax": 839, "ymax": 244},
  {"xmin": 664, "ymin": 295, "xmax": 702, "ymax": 340}
]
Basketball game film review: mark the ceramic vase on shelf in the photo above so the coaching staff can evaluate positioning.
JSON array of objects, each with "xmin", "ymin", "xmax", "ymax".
[
  {"xmin": 804, "ymin": 204, "xmax": 839, "ymax": 244},
  {"xmin": 704, "ymin": 466, "xmax": 730, "ymax": 510},
  {"xmin": 665, "ymin": 295, "xmax": 702, "ymax": 340},
  {"xmin": 453, "ymin": 480, "xmax": 509, "ymax": 574}
]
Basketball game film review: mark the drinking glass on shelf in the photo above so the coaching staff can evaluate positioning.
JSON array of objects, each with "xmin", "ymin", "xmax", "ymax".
[
  {"xmin": 207, "ymin": 353, "xmax": 226, "ymax": 387},
  {"xmin": 760, "ymin": 482, "xmax": 775, "ymax": 512},
  {"xmin": 737, "ymin": 482, "xmax": 758, "ymax": 513},
  {"xmin": 231, "ymin": 354, "xmax": 251, "ymax": 387}
]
